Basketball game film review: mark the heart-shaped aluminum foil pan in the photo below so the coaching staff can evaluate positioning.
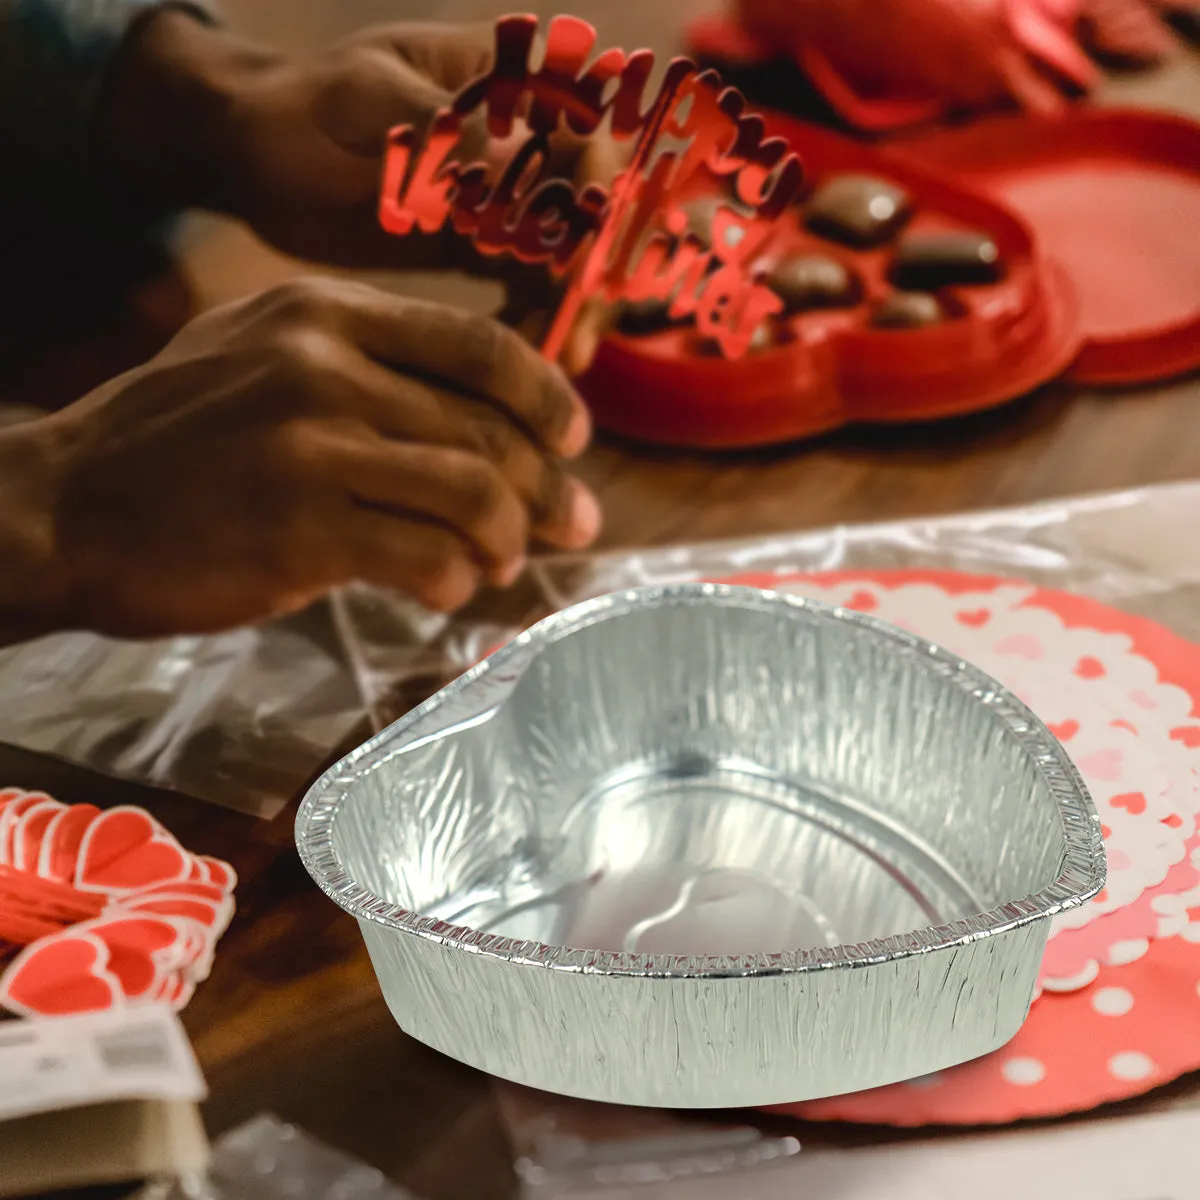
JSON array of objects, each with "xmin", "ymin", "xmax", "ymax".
[{"xmin": 296, "ymin": 584, "xmax": 1105, "ymax": 1108}]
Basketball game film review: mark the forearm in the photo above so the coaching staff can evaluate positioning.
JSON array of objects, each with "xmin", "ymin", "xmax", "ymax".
[
  {"xmin": 0, "ymin": 420, "xmax": 70, "ymax": 647},
  {"xmin": 0, "ymin": 0, "xmax": 268, "ymax": 225},
  {"xmin": 97, "ymin": 6, "xmax": 277, "ymax": 215}
]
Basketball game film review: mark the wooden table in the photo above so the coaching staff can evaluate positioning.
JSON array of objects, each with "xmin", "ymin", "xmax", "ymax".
[{"xmin": 5, "ymin": 3, "xmax": 1199, "ymax": 1197}]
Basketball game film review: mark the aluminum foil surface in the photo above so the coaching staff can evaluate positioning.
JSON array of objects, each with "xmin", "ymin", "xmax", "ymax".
[{"xmin": 296, "ymin": 584, "xmax": 1105, "ymax": 1108}]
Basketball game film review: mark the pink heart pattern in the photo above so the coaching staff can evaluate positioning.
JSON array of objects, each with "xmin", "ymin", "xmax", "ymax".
[
  {"xmin": 697, "ymin": 568, "xmax": 1200, "ymax": 1128},
  {"xmin": 737, "ymin": 570, "xmax": 1200, "ymax": 954},
  {"xmin": 995, "ymin": 633, "xmax": 1044, "ymax": 660}
]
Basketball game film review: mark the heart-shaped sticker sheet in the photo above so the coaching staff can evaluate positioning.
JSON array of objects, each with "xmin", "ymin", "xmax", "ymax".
[
  {"xmin": 701, "ymin": 568, "xmax": 1200, "ymax": 1124},
  {"xmin": 0, "ymin": 800, "xmax": 235, "ymax": 1018}
]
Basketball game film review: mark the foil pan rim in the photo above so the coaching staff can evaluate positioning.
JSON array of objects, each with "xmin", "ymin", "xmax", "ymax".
[{"xmin": 295, "ymin": 584, "xmax": 1106, "ymax": 978}]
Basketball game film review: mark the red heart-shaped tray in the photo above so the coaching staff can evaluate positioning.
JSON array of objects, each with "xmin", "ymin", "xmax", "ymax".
[
  {"xmin": 890, "ymin": 107, "xmax": 1200, "ymax": 385},
  {"xmin": 579, "ymin": 119, "xmax": 1081, "ymax": 449},
  {"xmin": 581, "ymin": 104, "xmax": 1200, "ymax": 448}
]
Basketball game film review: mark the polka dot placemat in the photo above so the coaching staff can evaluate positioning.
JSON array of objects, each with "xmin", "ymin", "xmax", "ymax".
[
  {"xmin": 706, "ymin": 569, "xmax": 1200, "ymax": 1124},
  {"xmin": 780, "ymin": 935, "xmax": 1200, "ymax": 1125}
]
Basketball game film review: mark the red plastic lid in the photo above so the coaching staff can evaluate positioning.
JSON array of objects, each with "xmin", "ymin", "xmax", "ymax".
[
  {"xmin": 685, "ymin": 5, "xmax": 1099, "ymax": 135},
  {"xmin": 890, "ymin": 107, "xmax": 1200, "ymax": 384},
  {"xmin": 685, "ymin": 13, "xmax": 944, "ymax": 132}
]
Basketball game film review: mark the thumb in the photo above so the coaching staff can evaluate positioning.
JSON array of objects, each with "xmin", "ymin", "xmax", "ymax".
[{"xmin": 314, "ymin": 49, "xmax": 453, "ymax": 158}]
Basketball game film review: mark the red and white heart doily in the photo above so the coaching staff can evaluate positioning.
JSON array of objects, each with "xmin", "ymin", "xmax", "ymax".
[
  {"xmin": 702, "ymin": 568, "xmax": 1200, "ymax": 1123},
  {"xmin": 0, "ymin": 799, "xmax": 235, "ymax": 1017}
]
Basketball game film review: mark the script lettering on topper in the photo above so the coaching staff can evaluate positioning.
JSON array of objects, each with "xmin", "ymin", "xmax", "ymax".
[
  {"xmin": 563, "ymin": 64, "xmax": 803, "ymax": 359},
  {"xmin": 376, "ymin": 14, "xmax": 806, "ymax": 361}
]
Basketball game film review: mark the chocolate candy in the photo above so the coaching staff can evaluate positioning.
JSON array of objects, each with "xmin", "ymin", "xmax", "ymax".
[
  {"xmin": 805, "ymin": 175, "xmax": 913, "ymax": 248},
  {"xmin": 696, "ymin": 321, "xmax": 776, "ymax": 356},
  {"xmin": 680, "ymin": 194, "xmax": 750, "ymax": 253},
  {"xmin": 891, "ymin": 232, "xmax": 1002, "ymax": 289},
  {"xmin": 767, "ymin": 253, "xmax": 860, "ymax": 312},
  {"xmin": 616, "ymin": 296, "xmax": 687, "ymax": 336},
  {"xmin": 871, "ymin": 291, "xmax": 944, "ymax": 330}
]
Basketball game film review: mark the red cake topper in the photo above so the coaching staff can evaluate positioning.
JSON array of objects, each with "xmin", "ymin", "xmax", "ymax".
[{"xmin": 378, "ymin": 14, "xmax": 804, "ymax": 360}]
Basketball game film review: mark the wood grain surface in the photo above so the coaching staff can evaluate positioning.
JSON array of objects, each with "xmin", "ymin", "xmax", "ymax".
[{"xmin": 2, "ymin": 2, "xmax": 1198, "ymax": 1197}]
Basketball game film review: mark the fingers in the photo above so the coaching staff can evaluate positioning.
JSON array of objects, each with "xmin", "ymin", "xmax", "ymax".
[
  {"xmin": 330, "ymin": 355, "xmax": 601, "ymax": 549},
  {"xmin": 343, "ymin": 508, "xmax": 483, "ymax": 612},
  {"xmin": 221, "ymin": 279, "xmax": 602, "ymax": 567},
  {"xmin": 313, "ymin": 46, "xmax": 451, "ymax": 158},
  {"xmin": 317, "ymin": 428, "xmax": 529, "ymax": 583},
  {"xmin": 310, "ymin": 412, "xmax": 601, "ymax": 579},
  {"xmin": 553, "ymin": 125, "xmax": 627, "ymax": 375},
  {"xmin": 561, "ymin": 296, "xmax": 609, "ymax": 378},
  {"xmin": 375, "ymin": 22, "xmax": 498, "ymax": 92},
  {"xmin": 325, "ymin": 284, "xmax": 592, "ymax": 456}
]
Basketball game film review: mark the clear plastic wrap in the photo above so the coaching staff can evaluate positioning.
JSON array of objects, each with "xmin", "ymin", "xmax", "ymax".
[
  {"xmin": 0, "ymin": 481, "xmax": 1195, "ymax": 817},
  {"xmin": 145, "ymin": 1113, "xmax": 417, "ymax": 1200},
  {"xmin": 532, "ymin": 481, "xmax": 1200, "ymax": 635}
]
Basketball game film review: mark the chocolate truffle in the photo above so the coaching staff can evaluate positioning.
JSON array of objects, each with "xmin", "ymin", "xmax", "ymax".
[
  {"xmin": 616, "ymin": 296, "xmax": 687, "ymax": 336},
  {"xmin": 680, "ymin": 194, "xmax": 750, "ymax": 253},
  {"xmin": 891, "ymin": 231, "xmax": 1002, "ymax": 289},
  {"xmin": 696, "ymin": 321, "xmax": 776, "ymax": 356},
  {"xmin": 871, "ymin": 291, "xmax": 944, "ymax": 329},
  {"xmin": 805, "ymin": 175, "xmax": 913, "ymax": 248},
  {"xmin": 767, "ymin": 253, "xmax": 860, "ymax": 312}
]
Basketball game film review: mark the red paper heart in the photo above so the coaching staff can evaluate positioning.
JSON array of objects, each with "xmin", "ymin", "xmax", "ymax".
[
  {"xmin": 0, "ymin": 934, "xmax": 121, "ymax": 1016},
  {"xmin": 1048, "ymin": 719, "xmax": 1079, "ymax": 742},
  {"xmin": 1075, "ymin": 655, "xmax": 1107, "ymax": 680},
  {"xmin": 0, "ymin": 792, "xmax": 50, "ymax": 865},
  {"xmin": 120, "ymin": 894, "xmax": 227, "ymax": 930},
  {"xmin": 75, "ymin": 807, "xmax": 190, "ymax": 894},
  {"xmin": 1170, "ymin": 725, "xmax": 1200, "ymax": 748},
  {"xmin": 199, "ymin": 857, "xmax": 236, "ymax": 892},
  {"xmin": 132, "ymin": 880, "xmax": 228, "ymax": 904},
  {"xmin": 1111, "ymin": 791, "xmax": 1147, "ymax": 815},
  {"xmin": 39, "ymin": 803, "xmax": 101, "ymax": 882},
  {"xmin": 14, "ymin": 799, "xmax": 64, "ymax": 873},
  {"xmin": 86, "ymin": 915, "xmax": 182, "ymax": 999},
  {"xmin": 956, "ymin": 608, "xmax": 992, "ymax": 627},
  {"xmin": 153, "ymin": 973, "xmax": 194, "ymax": 1009},
  {"xmin": 0, "ymin": 911, "xmax": 67, "ymax": 945}
]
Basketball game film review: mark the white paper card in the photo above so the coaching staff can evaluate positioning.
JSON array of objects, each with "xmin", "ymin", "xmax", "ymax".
[{"xmin": 0, "ymin": 1006, "xmax": 205, "ymax": 1122}]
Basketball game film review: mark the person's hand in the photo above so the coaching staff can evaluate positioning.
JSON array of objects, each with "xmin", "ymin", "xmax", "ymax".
[
  {"xmin": 0, "ymin": 278, "xmax": 600, "ymax": 641},
  {"xmin": 100, "ymin": 13, "xmax": 620, "ymax": 374}
]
